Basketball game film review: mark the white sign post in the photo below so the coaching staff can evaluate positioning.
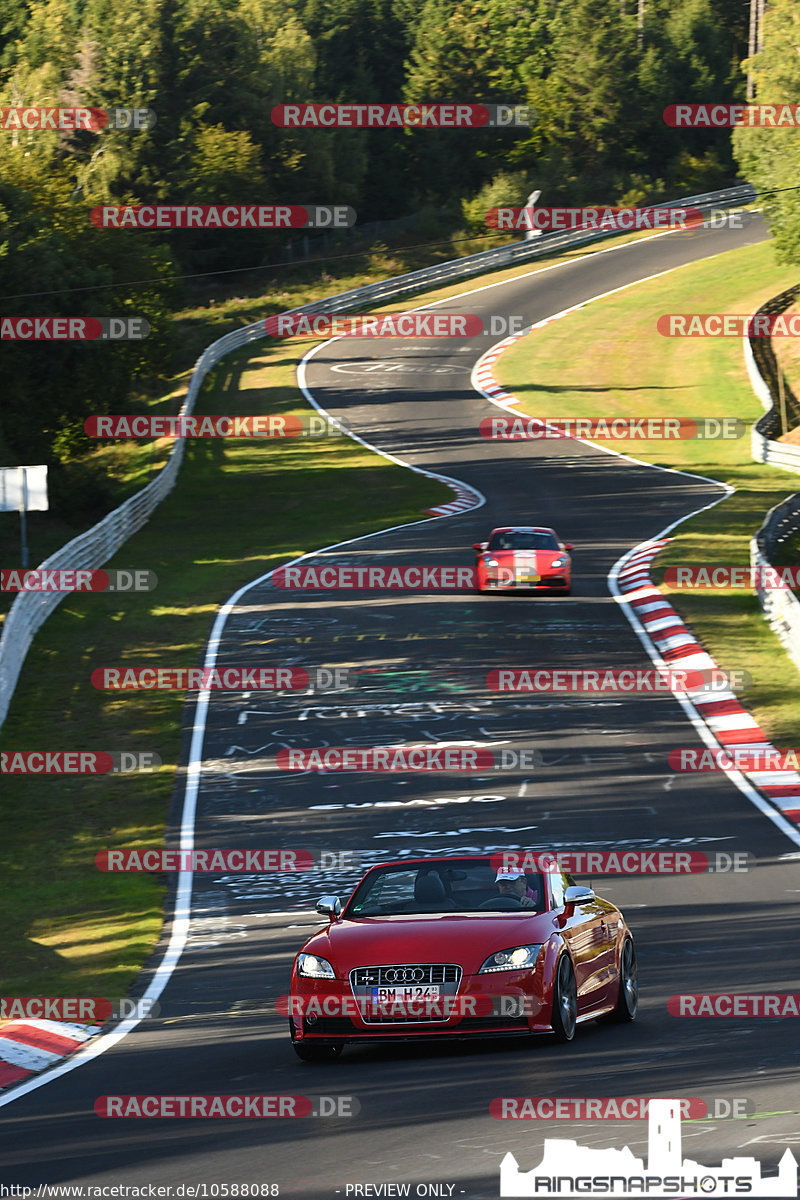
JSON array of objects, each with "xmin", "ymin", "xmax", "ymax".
[
  {"xmin": 524, "ymin": 189, "xmax": 542, "ymax": 240},
  {"xmin": 0, "ymin": 465, "xmax": 49, "ymax": 567}
]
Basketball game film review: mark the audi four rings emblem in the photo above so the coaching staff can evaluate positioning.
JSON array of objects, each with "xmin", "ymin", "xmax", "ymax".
[{"xmin": 383, "ymin": 967, "xmax": 425, "ymax": 983}]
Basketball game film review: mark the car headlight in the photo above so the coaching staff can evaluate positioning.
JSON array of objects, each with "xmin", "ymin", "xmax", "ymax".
[
  {"xmin": 484, "ymin": 557, "xmax": 499, "ymax": 568},
  {"xmin": 478, "ymin": 944, "xmax": 543, "ymax": 973},
  {"xmin": 297, "ymin": 952, "xmax": 335, "ymax": 979},
  {"xmin": 550, "ymin": 556, "xmax": 567, "ymax": 568}
]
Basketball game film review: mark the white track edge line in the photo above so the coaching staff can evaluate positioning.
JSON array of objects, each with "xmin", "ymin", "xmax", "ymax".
[
  {"xmin": 0, "ymin": 327, "xmax": 491, "ymax": 1112},
  {"xmin": 470, "ymin": 271, "xmax": 800, "ymax": 849},
  {"xmin": 0, "ymin": 213, "xmax": 763, "ymax": 1105},
  {"xmin": 610, "ymin": 544, "xmax": 800, "ymax": 848}
]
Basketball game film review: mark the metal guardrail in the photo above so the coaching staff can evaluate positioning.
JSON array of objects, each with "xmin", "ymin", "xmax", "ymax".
[
  {"xmin": 750, "ymin": 495, "xmax": 800, "ymax": 672},
  {"xmin": 284, "ymin": 184, "xmax": 755, "ymax": 318},
  {"xmin": 743, "ymin": 284, "xmax": 800, "ymax": 667},
  {"xmin": 748, "ymin": 283, "xmax": 800, "ymax": 469},
  {"xmin": 0, "ymin": 321, "xmax": 267, "ymax": 727},
  {"xmin": 0, "ymin": 182, "xmax": 757, "ymax": 728}
]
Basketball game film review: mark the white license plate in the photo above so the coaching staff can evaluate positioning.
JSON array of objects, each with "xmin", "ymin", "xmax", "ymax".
[{"xmin": 371, "ymin": 985, "xmax": 440, "ymax": 1006}]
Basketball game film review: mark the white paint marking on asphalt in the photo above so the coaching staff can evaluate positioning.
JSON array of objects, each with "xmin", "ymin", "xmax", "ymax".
[
  {"xmin": 471, "ymin": 259, "xmax": 800, "ymax": 853},
  {"xmin": 0, "ymin": 210, "xmax": 768, "ymax": 1107}
]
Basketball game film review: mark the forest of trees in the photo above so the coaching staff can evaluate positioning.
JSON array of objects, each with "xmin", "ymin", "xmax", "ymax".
[{"xmin": 0, "ymin": 0, "xmax": 791, "ymax": 478}]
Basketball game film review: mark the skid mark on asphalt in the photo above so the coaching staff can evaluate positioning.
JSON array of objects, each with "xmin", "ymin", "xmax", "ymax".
[
  {"xmin": 210, "ymin": 834, "xmax": 739, "ymax": 907},
  {"xmin": 185, "ymin": 891, "xmax": 249, "ymax": 949}
]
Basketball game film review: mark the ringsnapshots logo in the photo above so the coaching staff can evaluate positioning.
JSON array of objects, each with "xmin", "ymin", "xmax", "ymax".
[
  {"xmin": 94, "ymin": 1094, "xmax": 359, "ymax": 1118},
  {"xmin": 90, "ymin": 666, "xmax": 351, "ymax": 691},
  {"xmin": 1, "ymin": 317, "xmax": 149, "ymax": 340},
  {"xmin": 1, "ymin": 750, "xmax": 161, "ymax": 774},
  {"xmin": 0, "ymin": 996, "xmax": 159, "ymax": 1022},
  {"xmin": 487, "ymin": 668, "xmax": 751, "ymax": 694},
  {"xmin": 0, "ymin": 106, "xmax": 155, "ymax": 131},
  {"xmin": 90, "ymin": 205, "xmax": 355, "ymax": 230},
  {"xmin": 664, "ymin": 102, "xmax": 800, "ymax": 127},
  {"xmin": 485, "ymin": 206, "xmax": 702, "ymax": 233},
  {"xmin": 265, "ymin": 313, "xmax": 526, "ymax": 338},
  {"xmin": 498, "ymin": 1097, "xmax": 797, "ymax": 1197},
  {"xmin": 658, "ymin": 313, "xmax": 800, "ymax": 336},
  {"xmin": 271, "ymin": 103, "xmax": 533, "ymax": 128},
  {"xmin": 480, "ymin": 415, "xmax": 745, "ymax": 441},
  {"xmin": 84, "ymin": 414, "xmax": 350, "ymax": 439},
  {"xmin": 0, "ymin": 568, "xmax": 156, "ymax": 592}
]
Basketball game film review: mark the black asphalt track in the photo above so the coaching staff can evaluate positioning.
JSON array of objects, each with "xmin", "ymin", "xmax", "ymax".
[{"xmin": 3, "ymin": 214, "xmax": 799, "ymax": 1200}]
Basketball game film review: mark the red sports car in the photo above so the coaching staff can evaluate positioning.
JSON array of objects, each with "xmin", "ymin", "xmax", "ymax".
[
  {"xmin": 287, "ymin": 854, "xmax": 637, "ymax": 1060},
  {"xmin": 473, "ymin": 526, "xmax": 573, "ymax": 593}
]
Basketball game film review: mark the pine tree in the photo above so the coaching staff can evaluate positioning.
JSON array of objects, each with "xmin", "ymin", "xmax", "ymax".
[{"xmin": 734, "ymin": 0, "xmax": 800, "ymax": 264}]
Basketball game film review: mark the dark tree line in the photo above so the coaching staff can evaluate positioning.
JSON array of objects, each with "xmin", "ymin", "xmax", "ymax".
[{"xmin": 0, "ymin": 0, "xmax": 767, "ymax": 473}]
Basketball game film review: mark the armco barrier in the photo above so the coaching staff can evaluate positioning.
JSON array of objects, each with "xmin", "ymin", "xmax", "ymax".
[
  {"xmin": 748, "ymin": 282, "xmax": 800, "ymax": 470},
  {"xmin": 750, "ymin": 495, "xmax": 800, "ymax": 673},
  {"xmin": 281, "ymin": 185, "xmax": 754, "ymax": 318},
  {"xmin": 0, "ymin": 321, "xmax": 267, "ymax": 728},
  {"xmin": 744, "ymin": 284, "xmax": 800, "ymax": 668},
  {"xmin": 0, "ymin": 183, "xmax": 756, "ymax": 728}
]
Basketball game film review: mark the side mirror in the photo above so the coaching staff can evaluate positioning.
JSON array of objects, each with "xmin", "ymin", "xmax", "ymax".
[
  {"xmin": 473, "ymin": 542, "xmax": 488, "ymax": 552},
  {"xmin": 563, "ymin": 543, "xmax": 574, "ymax": 551},
  {"xmin": 564, "ymin": 885, "xmax": 595, "ymax": 905},
  {"xmin": 316, "ymin": 895, "xmax": 342, "ymax": 920}
]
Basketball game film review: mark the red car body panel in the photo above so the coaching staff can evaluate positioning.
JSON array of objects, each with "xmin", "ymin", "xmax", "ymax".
[
  {"xmin": 474, "ymin": 526, "xmax": 572, "ymax": 593},
  {"xmin": 287, "ymin": 855, "xmax": 633, "ymax": 1046}
]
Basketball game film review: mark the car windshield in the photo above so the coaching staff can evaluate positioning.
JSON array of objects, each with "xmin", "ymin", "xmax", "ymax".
[
  {"xmin": 488, "ymin": 531, "xmax": 559, "ymax": 551},
  {"xmin": 344, "ymin": 860, "xmax": 546, "ymax": 917}
]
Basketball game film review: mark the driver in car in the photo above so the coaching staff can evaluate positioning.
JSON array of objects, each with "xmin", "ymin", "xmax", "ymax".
[{"xmin": 494, "ymin": 867, "xmax": 539, "ymax": 908}]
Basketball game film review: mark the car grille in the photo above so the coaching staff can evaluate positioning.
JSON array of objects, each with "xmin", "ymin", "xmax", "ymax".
[
  {"xmin": 349, "ymin": 963, "xmax": 462, "ymax": 1023},
  {"xmin": 351, "ymin": 964, "xmax": 460, "ymax": 987}
]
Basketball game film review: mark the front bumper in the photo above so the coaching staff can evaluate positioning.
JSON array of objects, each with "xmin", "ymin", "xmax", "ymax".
[
  {"xmin": 481, "ymin": 573, "xmax": 569, "ymax": 590},
  {"xmin": 289, "ymin": 973, "xmax": 552, "ymax": 1042},
  {"xmin": 291, "ymin": 1018, "xmax": 535, "ymax": 1044}
]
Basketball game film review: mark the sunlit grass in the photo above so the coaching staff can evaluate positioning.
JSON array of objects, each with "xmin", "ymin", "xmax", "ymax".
[
  {"xmin": 494, "ymin": 238, "xmax": 800, "ymax": 741},
  {"xmin": 0, "ymin": 334, "xmax": 449, "ymax": 1003}
]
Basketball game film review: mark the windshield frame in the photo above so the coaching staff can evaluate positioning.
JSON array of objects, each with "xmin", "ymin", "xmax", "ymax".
[
  {"xmin": 487, "ymin": 530, "xmax": 560, "ymax": 552},
  {"xmin": 342, "ymin": 858, "xmax": 548, "ymax": 918}
]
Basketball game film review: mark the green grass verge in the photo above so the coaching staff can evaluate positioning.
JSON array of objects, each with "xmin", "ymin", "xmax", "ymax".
[
  {"xmin": 0, "ymin": 221, "xmax": 667, "ymax": 1010},
  {"xmin": 493, "ymin": 238, "xmax": 800, "ymax": 743},
  {"xmin": 0, "ymin": 215, "xmax": 781, "ymax": 1014},
  {"xmin": 1, "ymin": 217, "xmax": 720, "ymax": 614},
  {"xmin": 0, "ymin": 337, "xmax": 448, "ymax": 1009}
]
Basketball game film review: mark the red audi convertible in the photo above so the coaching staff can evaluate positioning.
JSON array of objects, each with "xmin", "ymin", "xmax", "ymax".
[
  {"xmin": 287, "ymin": 854, "xmax": 637, "ymax": 1060},
  {"xmin": 473, "ymin": 526, "xmax": 573, "ymax": 593}
]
